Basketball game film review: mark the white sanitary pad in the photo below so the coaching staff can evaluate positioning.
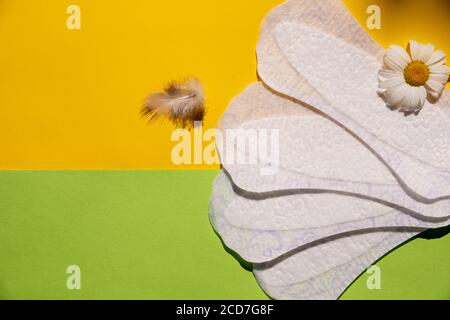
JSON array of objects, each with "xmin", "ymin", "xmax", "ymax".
[
  {"xmin": 210, "ymin": 0, "xmax": 450, "ymax": 300},
  {"xmin": 219, "ymin": 83, "xmax": 450, "ymax": 222},
  {"xmin": 257, "ymin": 0, "xmax": 450, "ymax": 203},
  {"xmin": 210, "ymin": 164, "xmax": 446, "ymax": 264},
  {"xmin": 253, "ymin": 230, "xmax": 416, "ymax": 300},
  {"xmin": 210, "ymin": 172, "xmax": 424, "ymax": 300}
]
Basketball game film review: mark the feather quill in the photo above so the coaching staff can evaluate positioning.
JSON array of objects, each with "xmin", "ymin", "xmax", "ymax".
[{"xmin": 141, "ymin": 78, "xmax": 205, "ymax": 129}]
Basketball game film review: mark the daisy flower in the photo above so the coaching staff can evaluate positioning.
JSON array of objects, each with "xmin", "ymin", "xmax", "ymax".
[{"xmin": 379, "ymin": 40, "xmax": 450, "ymax": 113}]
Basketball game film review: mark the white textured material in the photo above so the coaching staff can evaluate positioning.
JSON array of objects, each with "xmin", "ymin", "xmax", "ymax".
[
  {"xmin": 210, "ymin": 165, "xmax": 448, "ymax": 262},
  {"xmin": 253, "ymin": 231, "xmax": 414, "ymax": 300},
  {"xmin": 209, "ymin": 0, "xmax": 450, "ymax": 300},
  {"xmin": 220, "ymin": 84, "xmax": 450, "ymax": 220},
  {"xmin": 209, "ymin": 172, "xmax": 423, "ymax": 300},
  {"xmin": 257, "ymin": 0, "xmax": 450, "ymax": 202}
]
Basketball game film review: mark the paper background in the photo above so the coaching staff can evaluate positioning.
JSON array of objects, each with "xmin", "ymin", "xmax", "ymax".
[
  {"xmin": 0, "ymin": 0, "xmax": 448, "ymax": 299},
  {"xmin": 0, "ymin": 171, "xmax": 448, "ymax": 299},
  {"xmin": 0, "ymin": 0, "xmax": 449, "ymax": 169}
]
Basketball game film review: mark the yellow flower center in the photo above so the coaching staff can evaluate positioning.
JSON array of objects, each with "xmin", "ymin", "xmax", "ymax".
[{"xmin": 404, "ymin": 61, "xmax": 429, "ymax": 87}]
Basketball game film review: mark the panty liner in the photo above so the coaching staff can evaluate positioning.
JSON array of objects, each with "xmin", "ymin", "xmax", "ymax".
[
  {"xmin": 257, "ymin": 0, "xmax": 450, "ymax": 203},
  {"xmin": 219, "ymin": 84, "xmax": 450, "ymax": 225},
  {"xmin": 210, "ymin": 0, "xmax": 450, "ymax": 300},
  {"xmin": 210, "ymin": 172, "xmax": 423, "ymax": 300},
  {"xmin": 253, "ymin": 230, "xmax": 416, "ymax": 300}
]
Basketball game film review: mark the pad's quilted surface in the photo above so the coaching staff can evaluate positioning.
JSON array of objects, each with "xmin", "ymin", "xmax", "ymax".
[
  {"xmin": 220, "ymin": 84, "xmax": 450, "ymax": 222},
  {"xmin": 257, "ymin": 0, "xmax": 450, "ymax": 201},
  {"xmin": 209, "ymin": 0, "xmax": 450, "ymax": 300},
  {"xmin": 210, "ymin": 172, "xmax": 422, "ymax": 300}
]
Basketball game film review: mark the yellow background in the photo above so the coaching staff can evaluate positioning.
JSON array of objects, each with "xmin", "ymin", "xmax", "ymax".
[{"xmin": 0, "ymin": 0, "xmax": 449, "ymax": 169}]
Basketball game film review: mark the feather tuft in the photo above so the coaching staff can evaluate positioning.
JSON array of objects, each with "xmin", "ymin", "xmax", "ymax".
[{"xmin": 141, "ymin": 78, "xmax": 206, "ymax": 129}]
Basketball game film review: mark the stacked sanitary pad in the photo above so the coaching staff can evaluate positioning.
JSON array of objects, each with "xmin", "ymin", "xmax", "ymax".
[{"xmin": 209, "ymin": 0, "xmax": 450, "ymax": 300}]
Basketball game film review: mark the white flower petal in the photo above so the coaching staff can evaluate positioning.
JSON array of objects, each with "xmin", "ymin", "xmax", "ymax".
[
  {"xmin": 409, "ymin": 86, "xmax": 427, "ymax": 111},
  {"xmin": 379, "ymin": 76, "xmax": 405, "ymax": 89},
  {"xmin": 384, "ymin": 83, "xmax": 408, "ymax": 107},
  {"xmin": 396, "ymin": 97, "xmax": 408, "ymax": 112},
  {"xmin": 418, "ymin": 43, "xmax": 435, "ymax": 62},
  {"xmin": 404, "ymin": 87, "xmax": 417, "ymax": 111},
  {"xmin": 384, "ymin": 46, "xmax": 410, "ymax": 71},
  {"xmin": 427, "ymin": 90, "xmax": 441, "ymax": 99},
  {"xmin": 429, "ymin": 73, "xmax": 449, "ymax": 85},
  {"xmin": 383, "ymin": 58, "xmax": 402, "ymax": 72},
  {"xmin": 389, "ymin": 45, "xmax": 412, "ymax": 64},
  {"xmin": 395, "ymin": 86, "xmax": 426, "ymax": 112},
  {"xmin": 409, "ymin": 40, "xmax": 423, "ymax": 61},
  {"xmin": 378, "ymin": 69, "xmax": 403, "ymax": 80},
  {"xmin": 426, "ymin": 50, "xmax": 446, "ymax": 66},
  {"xmin": 426, "ymin": 79, "xmax": 445, "ymax": 98},
  {"xmin": 398, "ymin": 85, "xmax": 422, "ymax": 112},
  {"xmin": 409, "ymin": 41, "xmax": 434, "ymax": 63},
  {"xmin": 417, "ymin": 86, "xmax": 427, "ymax": 107},
  {"xmin": 429, "ymin": 64, "xmax": 450, "ymax": 74}
]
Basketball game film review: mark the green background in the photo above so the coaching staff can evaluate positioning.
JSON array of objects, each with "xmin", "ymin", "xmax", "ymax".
[{"xmin": 0, "ymin": 171, "xmax": 448, "ymax": 300}]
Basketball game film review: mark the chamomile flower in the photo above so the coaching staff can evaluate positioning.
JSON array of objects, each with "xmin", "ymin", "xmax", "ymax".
[{"xmin": 379, "ymin": 40, "xmax": 450, "ymax": 113}]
